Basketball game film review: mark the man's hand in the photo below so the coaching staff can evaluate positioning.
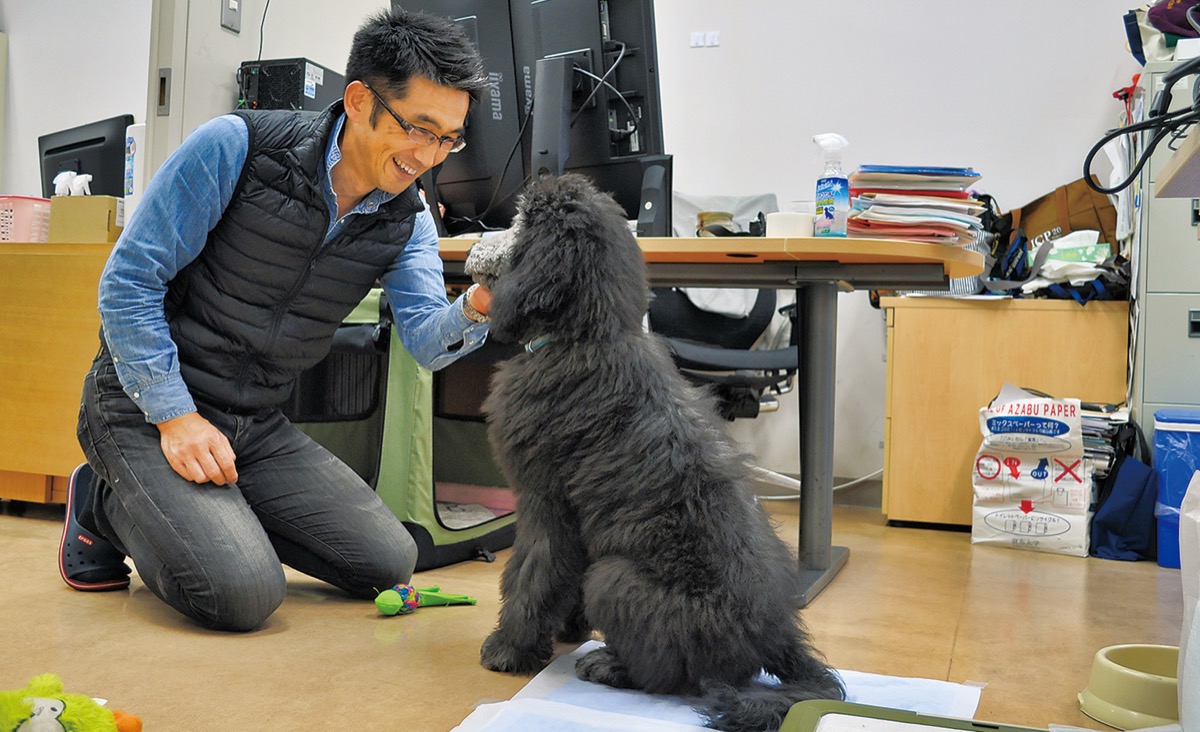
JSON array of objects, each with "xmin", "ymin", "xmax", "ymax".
[{"xmin": 156, "ymin": 412, "xmax": 239, "ymax": 485}]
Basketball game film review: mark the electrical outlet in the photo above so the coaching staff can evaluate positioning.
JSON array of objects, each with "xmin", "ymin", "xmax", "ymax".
[{"xmin": 221, "ymin": 0, "xmax": 241, "ymax": 33}]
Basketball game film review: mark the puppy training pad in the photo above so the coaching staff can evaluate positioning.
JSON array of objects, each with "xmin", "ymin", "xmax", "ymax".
[{"xmin": 453, "ymin": 641, "xmax": 982, "ymax": 731}]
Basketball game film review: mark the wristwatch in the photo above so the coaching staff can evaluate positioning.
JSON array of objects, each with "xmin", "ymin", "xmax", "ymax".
[{"xmin": 462, "ymin": 283, "xmax": 489, "ymax": 323}]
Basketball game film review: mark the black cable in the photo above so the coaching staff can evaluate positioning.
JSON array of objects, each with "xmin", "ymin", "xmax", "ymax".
[
  {"xmin": 574, "ymin": 66, "xmax": 640, "ymax": 135},
  {"xmin": 481, "ymin": 104, "xmax": 533, "ymax": 215},
  {"xmin": 570, "ymin": 41, "xmax": 626, "ymax": 127},
  {"xmin": 257, "ymin": 0, "xmax": 271, "ymax": 62},
  {"xmin": 443, "ymin": 105, "xmax": 535, "ymax": 232},
  {"xmin": 1084, "ymin": 105, "xmax": 1200, "ymax": 194}
]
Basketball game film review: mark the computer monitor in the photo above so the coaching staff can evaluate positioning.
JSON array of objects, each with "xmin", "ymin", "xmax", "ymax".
[
  {"xmin": 37, "ymin": 114, "xmax": 135, "ymax": 198},
  {"xmin": 394, "ymin": 1, "xmax": 529, "ymax": 235},
  {"xmin": 510, "ymin": 0, "xmax": 671, "ymax": 235}
]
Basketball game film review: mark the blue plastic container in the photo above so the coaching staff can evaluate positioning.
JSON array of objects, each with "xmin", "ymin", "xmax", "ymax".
[{"xmin": 1153, "ymin": 409, "xmax": 1200, "ymax": 569}]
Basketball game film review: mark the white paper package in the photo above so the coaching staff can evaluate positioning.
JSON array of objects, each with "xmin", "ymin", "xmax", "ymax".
[{"xmin": 971, "ymin": 384, "xmax": 1092, "ymax": 557}]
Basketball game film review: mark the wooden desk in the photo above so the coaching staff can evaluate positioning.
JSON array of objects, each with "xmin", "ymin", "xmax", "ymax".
[
  {"xmin": 444, "ymin": 236, "xmax": 983, "ymax": 605},
  {"xmin": 881, "ymin": 296, "xmax": 1129, "ymax": 526},
  {"xmin": 0, "ymin": 237, "xmax": 982, "ymax": 605},
  {"xmin": 0, "ymin": 242, "xmax": 112, "ymax": 502}
]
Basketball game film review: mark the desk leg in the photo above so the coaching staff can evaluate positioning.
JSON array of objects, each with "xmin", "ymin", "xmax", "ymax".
[{"xmin": 796, "ymin": 282, "xmax": 849, "ymax": 607}]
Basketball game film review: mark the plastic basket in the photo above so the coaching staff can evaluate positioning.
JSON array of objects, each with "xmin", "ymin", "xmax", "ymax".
[
  {"xmin": 0, "ymin": 195, "xmax": 52, "ymax": 242},
  {"xmin": 1153, "ymin": 408, "xmax": 1200, "ymax": 569}
]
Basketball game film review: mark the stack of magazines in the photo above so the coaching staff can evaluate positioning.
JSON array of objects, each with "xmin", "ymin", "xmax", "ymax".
[{"xmin": 848, "ymin": 165, "xmax": 985, "ymax": 245}]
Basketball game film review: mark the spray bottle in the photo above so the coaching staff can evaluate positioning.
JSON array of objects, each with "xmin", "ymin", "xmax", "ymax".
[
  {"xmin": 124, "ymin": 123, "xmax": 146, "ymax": 224},
  {"xmin": 812, "ymin": 133, "xmax": 850, "ymax": 237}
]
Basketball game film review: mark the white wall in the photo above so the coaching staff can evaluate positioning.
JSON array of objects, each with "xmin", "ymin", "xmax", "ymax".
[
  {"xmin": 653, "ymin": 0, "xmax": 1141, "ymax": 479},
  {"xmin": 0, "ymin": 0, "xmax": 153, "ymax": 195},
  {"xmin": 0, "ymin": 0, "xmax": 1142, "ymax": 481},
  {"xmin": 0, "ymin": 0, "xmax": 387, "ymax": 193}
]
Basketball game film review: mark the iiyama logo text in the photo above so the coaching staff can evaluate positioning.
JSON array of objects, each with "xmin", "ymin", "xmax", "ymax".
[{"xmin": 489, "ymin": 72, "xmax": 504, "ymax": 120}]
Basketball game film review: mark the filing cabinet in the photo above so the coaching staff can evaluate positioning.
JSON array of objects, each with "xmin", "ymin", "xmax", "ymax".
[{"xmin": 1132, "ymin": 62, "xmax": 1200, "ymax": 441}]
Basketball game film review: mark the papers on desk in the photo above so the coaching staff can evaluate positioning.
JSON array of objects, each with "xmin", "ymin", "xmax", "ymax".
[
  {"xmin": 453, "ymin": 641, "xmax": 983, "ymax": 732},
  {"xmin": 851, "ymin": 165, "xmax": 982, "ymax": 190},
  {"xmin": 848, "ymin": 165, "xmax": 985, "ymax": 246}
]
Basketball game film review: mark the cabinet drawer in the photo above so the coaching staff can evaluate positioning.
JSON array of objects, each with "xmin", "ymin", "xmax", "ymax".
[
  {"xmin": 1143, "ymin": 188, "xmax": 1200, "ymax": 293},
  {"xmin": 1141, "ymin": 293, "xmax": 1200, "ymax": 403}
]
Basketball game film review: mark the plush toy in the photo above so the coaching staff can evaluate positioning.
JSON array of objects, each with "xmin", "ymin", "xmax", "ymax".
[
  {"xmin": 463, "ymin": 227, "xmax": 517, "ymax": 290},
  {"xmin": 0, "ymin": 674, "xmax": 141, "ymax": 732},
  {"xmin": 375, "ymin": 584, "xmax": 476, "ymax": 616}
]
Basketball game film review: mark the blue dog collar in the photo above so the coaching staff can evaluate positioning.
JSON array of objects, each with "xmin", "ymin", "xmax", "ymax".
[{"xmin": 524, "ymin": 335, "xmax": 552, "ymax": 353}]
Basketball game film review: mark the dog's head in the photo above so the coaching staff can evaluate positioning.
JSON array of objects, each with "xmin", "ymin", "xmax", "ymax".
[{"xmin": 487, "ymin": 174, "xmax": 648, "ymax": 344}]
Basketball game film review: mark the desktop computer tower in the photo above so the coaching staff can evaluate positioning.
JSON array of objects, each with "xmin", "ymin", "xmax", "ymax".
[{"xmin": 238, "ymin": 58, "xmax": 345, "ymax": 111}]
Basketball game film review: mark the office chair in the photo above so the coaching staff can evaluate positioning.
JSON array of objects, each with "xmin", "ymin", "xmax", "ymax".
[
  {"xmin": 648, "ymin": 286, "xmax": 803, "ymax": 495},
  {"xmin": 648, "ymin": 287, "xmax": 798, "ymax": 420},
  {"xmin": 649, "ymin": 191, "xmax": 804, "ymax": 493}
]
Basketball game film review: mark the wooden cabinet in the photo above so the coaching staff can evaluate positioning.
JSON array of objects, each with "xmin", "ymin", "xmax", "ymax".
[
  {"xmin": 881, "ymin": 296, "xmax": 1128, "ymax": 526},
  {"xmin": 0, "ymin": 242, "xmax": 112, "ymax": 502}
]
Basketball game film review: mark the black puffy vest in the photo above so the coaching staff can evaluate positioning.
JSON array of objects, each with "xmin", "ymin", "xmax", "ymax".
[{"xmin": 164, "ymin": 102, "xmax": 423, "ymax": 412}]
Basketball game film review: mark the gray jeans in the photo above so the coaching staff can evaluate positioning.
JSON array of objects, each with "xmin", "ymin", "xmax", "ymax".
[{"xmin": 77, "ymin": 349, "xmax": 417, "ymax": 631}]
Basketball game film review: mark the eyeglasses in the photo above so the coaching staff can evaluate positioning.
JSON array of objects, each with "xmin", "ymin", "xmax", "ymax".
[{"xmin": 362, "ymin": 82, "xmax": 467, "ymax": 154}]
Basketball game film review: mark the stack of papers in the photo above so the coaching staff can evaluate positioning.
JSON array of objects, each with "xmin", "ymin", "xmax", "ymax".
[
  {"xmin": 848, "ymin": 165, "xmax": 985, "ymax": 245},
  {"xmin": 1082, "ymin": 404, "xmax": 1132, "ymax": 482}
]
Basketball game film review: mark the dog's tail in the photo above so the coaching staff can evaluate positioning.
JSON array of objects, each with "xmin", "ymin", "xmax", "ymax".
[{"xmin": 698, "ymin": 668, "xmax": 845, "ymax": 732}]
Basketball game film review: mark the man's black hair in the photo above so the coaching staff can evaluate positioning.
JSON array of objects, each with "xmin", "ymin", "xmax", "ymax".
[{"xmin": 346, "ymin": 7, "xmax": 490, "ymax": 124}]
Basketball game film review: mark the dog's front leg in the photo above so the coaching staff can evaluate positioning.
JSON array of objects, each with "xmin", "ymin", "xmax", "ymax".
[{"xmin": 481, "ymin": 494, "xmax": 586, "ymax": 674}]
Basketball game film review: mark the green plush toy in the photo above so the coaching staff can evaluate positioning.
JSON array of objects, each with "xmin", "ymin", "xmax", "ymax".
[{"xmin": 0, "ymin": 674, "xmax": 140, "ymax": 732}]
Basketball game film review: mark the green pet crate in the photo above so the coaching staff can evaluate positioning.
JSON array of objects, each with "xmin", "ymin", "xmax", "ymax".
[{"xmin": 283, "ymin": 289, "xmax": 516, "ymax": 571}]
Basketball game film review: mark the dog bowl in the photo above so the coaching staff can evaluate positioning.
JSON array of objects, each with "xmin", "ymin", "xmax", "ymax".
[{"xmin": 1078, "ymin": 644, "xmax": 1179, "ymax": 729}]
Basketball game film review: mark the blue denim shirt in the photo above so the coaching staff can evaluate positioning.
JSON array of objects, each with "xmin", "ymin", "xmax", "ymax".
[{"xmin": 98, "ymin": 113, "xmax": 488, "ymax": 423}]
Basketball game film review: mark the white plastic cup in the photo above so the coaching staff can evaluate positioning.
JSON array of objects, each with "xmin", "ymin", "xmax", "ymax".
[{"xmin": 766, "ymin": 211, "xmax": 813, "ymax": 238}]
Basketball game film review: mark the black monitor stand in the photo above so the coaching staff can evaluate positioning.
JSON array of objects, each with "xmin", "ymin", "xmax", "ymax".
[{"xmin": 530, "ymin": 56, "xmax": 574, "ymax": 177}]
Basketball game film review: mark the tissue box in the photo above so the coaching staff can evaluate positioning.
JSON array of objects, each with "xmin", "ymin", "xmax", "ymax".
[{"xmin": 48, "ymin": 195, "xmax": 124, "ymax": 243}]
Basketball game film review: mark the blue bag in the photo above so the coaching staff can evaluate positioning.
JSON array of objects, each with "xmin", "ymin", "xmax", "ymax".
[{"xmin": 1091, "ymin": 422, "xmax": 1158, "ymax": 561}]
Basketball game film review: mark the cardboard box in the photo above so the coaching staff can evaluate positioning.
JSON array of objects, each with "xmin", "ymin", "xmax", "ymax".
[{"xmin": 48, "ymin": 195, "xmax": 123, "ymax": 243}]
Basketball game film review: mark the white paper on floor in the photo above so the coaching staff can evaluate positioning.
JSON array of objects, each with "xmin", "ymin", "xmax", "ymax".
[{"xmin": 453, "ymin": 641, "xmax": 983, "ymax": 731}]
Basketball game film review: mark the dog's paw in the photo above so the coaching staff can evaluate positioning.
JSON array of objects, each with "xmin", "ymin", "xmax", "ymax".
[
  {"xmin": 480, "ymin": 631, "xmax": 549, "ymax": 675},
  {"xmin": 575, "ymin": 646, "xmax": 637, "ymax": 689}
]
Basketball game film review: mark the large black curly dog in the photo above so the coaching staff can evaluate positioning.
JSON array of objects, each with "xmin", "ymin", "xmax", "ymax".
[{"xmin": 477, "ymin": 174, "xmax": 845, "ymax": 731}]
